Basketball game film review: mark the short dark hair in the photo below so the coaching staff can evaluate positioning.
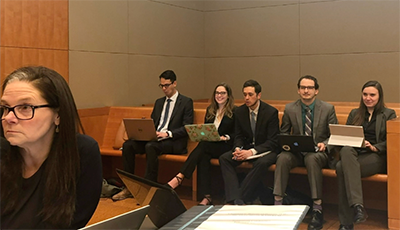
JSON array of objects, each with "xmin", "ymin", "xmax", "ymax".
[
  {"xmin": 297, "ymin": 75, "xmax": 319, "ymax": 90},
  {"xmin": 159, "ymin": 70, "xmax": 176, "ymax": 82},
  {"xmin": 243, "ymin": 79, "xmax": 262, "ymax": 94}
]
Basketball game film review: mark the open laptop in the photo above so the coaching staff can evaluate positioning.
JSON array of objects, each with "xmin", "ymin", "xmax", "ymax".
[
  {"xmin": 123, "ymin": 118, "xmax": 158, "ymax": 141},
  {"xmin": 328, "ymin": 124, "xmax": 365, "ymax": 148},
  {"xmin": 80, "ymin": 205, "xmax": 150, "ymax": 229},
  {"xmin": 116, "ymin": 169, "xmax": 187, "ymax": 228},
  {"xmin": 185, "ymin": 123, "xmax": 221, "ymax": 142},
  {"xmin": 278, "ymin": 134, "xmax": 318, "ymax": 152}
]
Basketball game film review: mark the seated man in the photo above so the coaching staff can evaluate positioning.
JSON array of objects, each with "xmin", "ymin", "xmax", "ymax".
[
  {"xmin": 219, "ymin": 79, "xmax": 280, "ymax": 205},
  {"xmin": 273, "ymin": 75, "xmax": 338, "ymax": 230},
  {"xmin": 112, "ymin": 70, "xmax": 194, "ymax": 201}
]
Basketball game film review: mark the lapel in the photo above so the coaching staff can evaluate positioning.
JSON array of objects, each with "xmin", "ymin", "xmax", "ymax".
[
  {"xmin": 243, "ymin": 105, "xmax": 252, "ymax": 136},
  {"xmin": 375, "ymin": 110, "xmax": 383, "ymax": 143},
  {"xmin": 169, "ymin": 93, "xmax": 181, "ymax": 123},
  {"xmin": 313, "ymin": 99, "xmax": 322, "ymax": 139},
  {"xmin": 295, "ymin": 100, "xmax": 303, "ymax": 134},
  {"xmin": 155, "ymin": 97, "xmax": 166, "ymax": 127}
]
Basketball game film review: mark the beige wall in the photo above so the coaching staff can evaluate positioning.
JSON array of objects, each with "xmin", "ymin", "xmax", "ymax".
[
  {"xmin": 204, "ymin": 0, "xmax": 400, "ymax": 103},
  {"xmin": 69, "ymin": 0, "xmax": 400, "ymax": 109},
  {"xmin": 69, "ymin": 0, "xmax": 205, "ymax": 108}
]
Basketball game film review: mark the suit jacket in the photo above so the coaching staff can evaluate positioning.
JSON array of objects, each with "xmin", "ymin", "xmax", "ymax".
[
  {"xmin": 151, "ymin": 93, "xmax": 194, "ymax": 153},
  {"xmin": 346, "ymin": 107, "xmax": 396, "ymax": 154},
  {"xmin": 204, "ymin": 106, "xmax": 236, "ymax": 147},
  {"xmin": 233, "ymin": 100, "xmax": 279, "ymax": 154},
  {"xmin": 281, "ymin": 99, "xmax": 338, "ymax": 146}
]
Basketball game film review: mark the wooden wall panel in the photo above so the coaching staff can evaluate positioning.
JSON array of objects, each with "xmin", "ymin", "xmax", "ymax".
[
  {"xmin": 0, "ymin": 0, "xmax": 69, "ymax": 83},
  {"xmin": 1, "ymin": 0, "xmax": 68, "ymax": 49}
]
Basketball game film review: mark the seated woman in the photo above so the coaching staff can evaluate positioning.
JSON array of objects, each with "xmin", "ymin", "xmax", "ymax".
[
  {"xmin": 0, "ymin": 66, "xmax": 103, "ymax": 229},
  {"xmin": 166, "ymin": 82, "xmax": 236, "ymax": 205},
  {"xmin": 335, "ymin": 80, "xmax": 396, "ymax": 230}
]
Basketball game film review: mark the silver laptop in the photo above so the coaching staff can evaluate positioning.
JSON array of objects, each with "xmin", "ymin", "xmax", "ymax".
[
  {"xmin": 80, "ymin": 205, "xmax": 150, "ymax": 229},
  {"xmin": 328, "ymin": 124, "xmax": 365, "ymax": 148},
  {"xmin": 123, "ymin": 118, "xmax": 158, "ymax": 141}
]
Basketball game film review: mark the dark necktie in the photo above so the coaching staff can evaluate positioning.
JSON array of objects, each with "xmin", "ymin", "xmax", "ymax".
[
  {"xmin": 305, "ymin": 107, "xmax": 312, "ymax": 136},
  {"xmin": 250, "ymin": 111, "xmax": 256, "ymax": 138},
  {"xmin": 158, "ymin": 99, "xmax": 171, "ymax": 131}
]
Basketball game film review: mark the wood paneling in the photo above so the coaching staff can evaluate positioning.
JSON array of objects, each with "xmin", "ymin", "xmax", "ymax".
[
  {"xmin": 1, "ymin": 47, "xmax": 68, "ymax": 83},
  {"xmin": 0, "ymin": 0, "xmax": 69, "ymax": 83},
  {"xmin": 1, "ymin": 0, "xmax": 68, "ymax": 49},
  {"xmin": 387, "ymin": 118, "xmax": 400, "ymax": 230}
]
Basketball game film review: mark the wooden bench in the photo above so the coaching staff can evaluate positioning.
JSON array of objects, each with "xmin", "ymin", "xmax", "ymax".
[{"xmin": 78, "ymin": 104, "xmax": 398, "ymax": 220}]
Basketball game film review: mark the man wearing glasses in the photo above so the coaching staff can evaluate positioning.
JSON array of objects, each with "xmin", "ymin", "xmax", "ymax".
[
  {"xmin": 273, "ymin": 75, "xmax": 337, "ymax": 230},
  {"xmin": 112, "ymin": 70, "xmax": 193, "ymax": 201}
]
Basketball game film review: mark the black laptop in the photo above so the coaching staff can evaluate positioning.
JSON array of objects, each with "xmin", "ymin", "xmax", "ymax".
[
  {"xmin": 116, "ymin": 169, "xmax": 187, "ymax": 228},
  {"xmin": 278, "ymin": 134, "xmax": 318, "ymax": 152}
]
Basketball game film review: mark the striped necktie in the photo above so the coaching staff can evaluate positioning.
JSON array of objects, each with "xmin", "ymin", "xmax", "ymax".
[
  {"xmin": 305, "ymin": 106, "xmax": 312, "ymax": 136},
  {"xmin": 158, "ymin": 99, "xmax": 172, "ymax": 131}
]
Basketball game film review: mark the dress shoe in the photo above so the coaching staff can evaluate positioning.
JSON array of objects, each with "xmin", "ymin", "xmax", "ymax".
[
  {"xmin": 233, "ymin": 199, "xmax": 245, "ymax": 205},
  {"xmin": 338, "ymin": 224, "xmax": 354, "ymax": 230},
  {"xmin": 308, "ymin": 209, "xmax": 323, "ymax": 230},
  {"xmin": 353, "ymin": 204, "xmax": 368, "ymax": 224},
  {"xmin": 111, "ymin": 188, "xmax": 133, "ymax": 201}
]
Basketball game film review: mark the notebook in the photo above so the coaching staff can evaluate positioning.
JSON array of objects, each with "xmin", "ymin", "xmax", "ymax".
[
  {"xmin": 185, "ymin": 123, "xmax": 221, "ymax": 142},
  {"xmin": 278, "ymin": 134, "xmax": 318, "ymax": 152},
  {"xmin": 116, "ymin": 169, "xmax": 187, "ymax": 228},
  {"xmin": 328, "ymin": 124, "xmax": 365, "ymax": 148},
  {"xmin": 123, "ymin": 118, "xmax": 158, "ymax": 141},
  {"xmin": 80, "ymin": 205, "xmax": 149, "ymax": 229}
]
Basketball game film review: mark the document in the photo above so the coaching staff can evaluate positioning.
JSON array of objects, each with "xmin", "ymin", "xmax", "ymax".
[
  {"xmin": 194, "ymin": 205, "xmax": 309, "ymax": 230},
  {"xmin": 245, "ymin": 151, "xmax": 271, "ymax": 160}
]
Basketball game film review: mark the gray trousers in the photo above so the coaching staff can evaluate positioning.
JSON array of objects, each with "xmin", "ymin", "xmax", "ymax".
[
  {"xmin": 336, "ymin": 146, "xmax": 385, "ymax": 225},
  {"xmin": 273, "ymin": 151, "xmax": 328, "ymax": 199}
]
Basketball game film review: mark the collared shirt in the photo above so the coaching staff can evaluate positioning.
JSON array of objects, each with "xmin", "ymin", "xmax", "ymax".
[
  {"xmin": 157, "ymin": 91, "xmax": 179, "ymax": 133},
  {"xmin": 363, "ymin": 110, "xmax": 377, "ymax": 145},
  {"xmin": 301, "ymin": 100, "xmax": 316, "ymax": 133}
]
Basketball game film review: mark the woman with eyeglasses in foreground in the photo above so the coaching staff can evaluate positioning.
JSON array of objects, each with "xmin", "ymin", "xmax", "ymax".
[
  {"xmin": 0, "ymin": 66, "xmax": 102, "ymax": 229},
  {"xmin": 166, "ymin": 83, "xmax": 236, "ymax": 205},
  {"xmin": 335, "ymin": 80, "xmax": 396, "ymax": 230}
]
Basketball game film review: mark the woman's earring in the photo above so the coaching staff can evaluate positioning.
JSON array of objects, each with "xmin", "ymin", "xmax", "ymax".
[{"xmin": 55, "ymin": 125, "xmax": 59, "ymax": 133}]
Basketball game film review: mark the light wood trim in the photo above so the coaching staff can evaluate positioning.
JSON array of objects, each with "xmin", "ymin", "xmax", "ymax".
[{"xmin": 387, "ymin": 117, "xmax": 400, "ymax": 230}]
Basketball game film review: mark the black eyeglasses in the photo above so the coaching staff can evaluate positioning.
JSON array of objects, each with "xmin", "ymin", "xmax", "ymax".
[
  {"xmin": 299, "ymin": 86, "xmax": 316, "ymax": 90},
  {"xmin": 159, "ymin": 81, "xmax": 174, "ymax": 89},
  {"xmin": 0, "ymin": 104, "xmax": 53, "ymax": 120},
  {"xmin": 215, "ymin": 91, "xmax": 227, "ymax": 96}
]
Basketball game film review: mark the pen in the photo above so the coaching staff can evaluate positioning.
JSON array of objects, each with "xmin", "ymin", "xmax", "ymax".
[{"xmin": 233, "ymin": 147, "xmax": 243, "ymax": 160}]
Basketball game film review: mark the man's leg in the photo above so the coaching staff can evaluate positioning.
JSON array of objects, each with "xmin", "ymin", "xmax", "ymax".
[
  {"xmin": 241, "ymin": 152, "xmax": 277, "ymax": 203},
  {"xmin": 219, "ymin": 150, "xmax": 243, "ymax": 203},
  {"xmin": 113, "ymin": 139, "xmax": 146, "ymax": 201},
  {"xmin": 122, "ymin": 139, "xmax": 147, "ymax": 174},
  {"xmin": 304, "ymin": 151, "xmax": 328, "ymax": 230},
  {"xmin": 273, "ymin": 151, "xmax": 299, "ymax": 204},
  {"xmin": 144, "ymin": 141, "xmax": 164, "ymax": 182}
]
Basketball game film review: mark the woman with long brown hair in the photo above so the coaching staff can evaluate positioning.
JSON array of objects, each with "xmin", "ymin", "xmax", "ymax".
[
  {"xmin": 166, "ymin": 82, "xmax": 236, "ymax": 205},
  {"xmin": 335, "ymin": 80, "xmax": 396, "ymax": 230},
  {"xmin": 0, "ymin": 66, "xmax": 102, "ymax": 229}
]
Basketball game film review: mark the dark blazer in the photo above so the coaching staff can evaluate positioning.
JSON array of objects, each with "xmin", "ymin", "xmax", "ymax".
[
  {"xmin": 204, "ymin": 106, "xmax": 236, "ymax": 147},
  {"xmin": 233, "ymin": 100, "xmax": 280, "ymax": 154},
  {"xmin": 346, "ymin": 107, "xmax": 396, "ymax": 154},
  {"xmin": 151, "ymin": 93, "xmax": 194, "ymax": 153},
  {"xmin": 281, "ymin": 99, "xmax": 338, "ymax": 146}
]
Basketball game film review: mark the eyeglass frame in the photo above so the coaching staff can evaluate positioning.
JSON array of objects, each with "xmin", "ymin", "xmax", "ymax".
[
  {"xmin": 215, "ymin": 91, "xmax": 227, "ymax": 96},
  {"xmin": 299, "ymin": 85, "xmax": 316, "ymax": 90},
  {"xmin": 158, "ymin": 81, "xmax": 175, "ymax": 89},
  {"xmin": 0, "ymin": 104, "xmax": 53, "ymax": 120}
]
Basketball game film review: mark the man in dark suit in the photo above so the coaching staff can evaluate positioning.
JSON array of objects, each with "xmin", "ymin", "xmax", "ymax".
[
  {"xmin": 112, "ymin": 70, "xmax": 193, "ymax": 201},
  {"xmin": 273, "ymin": 75, "xmax": 337, "ymax": 230},
  {"xmin": 219, "ymin": 79, "xmax": 280, "ymax": 205}
]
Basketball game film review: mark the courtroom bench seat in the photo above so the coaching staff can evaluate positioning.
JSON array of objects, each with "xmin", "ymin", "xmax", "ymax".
[{"xmin": 78, "ymin": 105, "xmax": 390, "ymax": 203}]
